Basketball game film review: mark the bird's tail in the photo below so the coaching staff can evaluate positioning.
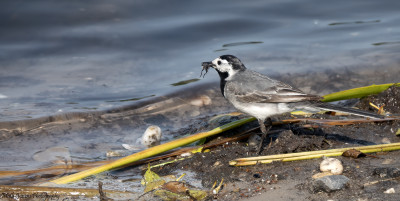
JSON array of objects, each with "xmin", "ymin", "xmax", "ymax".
[{"xmin": 312, "ymin": 102, "xmax": 384, "ymax": 119}]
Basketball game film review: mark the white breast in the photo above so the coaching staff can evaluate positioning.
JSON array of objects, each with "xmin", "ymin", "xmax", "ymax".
[{"xmin": 229, "ymin": 100, "xmax": 292, "ymax": 120}]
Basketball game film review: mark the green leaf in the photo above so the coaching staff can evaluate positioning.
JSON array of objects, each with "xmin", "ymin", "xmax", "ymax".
[
  {"xmin": 322, "ymin": 83, "xmax": 399, "ymax": 102},
  {"xmin": 141, "ymin": 165, "xmax": 165, "ymax": 192},
  {"xmin": 188, "ymin": 189, "xmax": 208, "ymax": 200}
]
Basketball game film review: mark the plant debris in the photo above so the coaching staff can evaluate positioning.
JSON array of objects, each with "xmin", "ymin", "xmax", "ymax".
[
  {"xmin": 357, "ymin": 85, "xmax": 400, "ymax": 114},
  {"xmin": 342, "ymin": 149, "xmax": 366, "ymax": 158},
  {"xmin": 140, "ymin": 166, "xmax": 208, "ymax": 200}
]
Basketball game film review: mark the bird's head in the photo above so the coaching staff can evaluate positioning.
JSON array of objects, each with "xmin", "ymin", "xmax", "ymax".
[{"xmin": 201, "ymin": 55, "xmax": 246, "ymax": 80}]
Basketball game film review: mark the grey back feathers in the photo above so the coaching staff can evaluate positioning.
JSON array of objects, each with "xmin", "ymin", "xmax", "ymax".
[{"xmin": 226, "ymin": 69, "xmax": 322, "ymax": 103}]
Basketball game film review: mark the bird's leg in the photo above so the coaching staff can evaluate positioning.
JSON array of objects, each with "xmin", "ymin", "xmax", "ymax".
[{"xmin": 257, "ymin": 118, "xmax": 272, "ymax": 154}]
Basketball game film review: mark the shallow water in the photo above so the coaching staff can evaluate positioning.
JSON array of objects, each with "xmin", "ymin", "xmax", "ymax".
[{"xmin": 1, "ymin": 0, "xmax": 399, "ymax": 121}]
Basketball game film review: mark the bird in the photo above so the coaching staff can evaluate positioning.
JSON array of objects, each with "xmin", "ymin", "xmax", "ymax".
[{"xmin": 201, "ymin": 55, "xmax": 383, "ymax": 153}]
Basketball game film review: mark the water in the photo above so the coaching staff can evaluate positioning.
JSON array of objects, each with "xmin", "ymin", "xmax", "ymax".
[{"xmin": 1, "ymin": 0, "xmax": 399, "ymax": 121}]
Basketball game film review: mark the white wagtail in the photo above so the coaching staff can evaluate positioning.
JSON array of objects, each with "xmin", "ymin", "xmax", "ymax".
[{"xmin": 201, "ymin": 55, "xmax": 383, "ymax": 153}]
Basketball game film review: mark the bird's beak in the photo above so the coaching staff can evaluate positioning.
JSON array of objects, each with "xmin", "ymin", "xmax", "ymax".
[{"xmin": 200, "ymin": 61, "xmax": 215, "ymax": 78}]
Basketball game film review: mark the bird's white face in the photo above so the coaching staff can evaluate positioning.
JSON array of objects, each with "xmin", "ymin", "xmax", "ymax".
[{"xmin": 212, "ymin": 57, "xmax": 238, "ymax": 80}]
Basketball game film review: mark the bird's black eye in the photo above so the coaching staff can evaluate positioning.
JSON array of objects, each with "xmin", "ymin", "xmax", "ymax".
[{"xmin": 217, "ymin": 60, "xmax": 222, "ymax": 65}]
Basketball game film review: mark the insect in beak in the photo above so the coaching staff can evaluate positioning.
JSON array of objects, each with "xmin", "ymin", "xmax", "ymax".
[{"xmin": 200, "ymin": 61, "xmax": 214, "ymax": 78}]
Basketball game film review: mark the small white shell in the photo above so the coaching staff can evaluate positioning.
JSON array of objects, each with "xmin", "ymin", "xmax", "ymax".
[
  {"xmin": 320, "ymin": 158, "xmax": 343, "ymax": 175},
  {"xmin": 141, "ymin": 125, "xmax": 162, "ymax": 147}
]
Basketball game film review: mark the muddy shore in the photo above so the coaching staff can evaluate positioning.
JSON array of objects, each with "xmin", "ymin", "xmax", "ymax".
[{"xmin": 0, "ymin": 64, "xmax": 399, "ymax": 200}]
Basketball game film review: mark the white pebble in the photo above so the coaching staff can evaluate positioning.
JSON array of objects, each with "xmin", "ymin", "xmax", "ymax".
[
  {"xmin": 180, "ymin": 153, "xmax": 191, "ymax": 157},
  {"xmin": 384, "ymin": 188, "xmax": 395, "ymax": 194},
  {"xmin": 141, "ymin": 125, "xmax": 162, "ymax": 147},
  {"xmin": 320, "ymin": 158, "xmax": 343, "ymax": 175}
]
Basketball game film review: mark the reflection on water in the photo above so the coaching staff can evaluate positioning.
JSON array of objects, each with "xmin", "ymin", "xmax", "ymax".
[
  {"xmin": 106, "ymin": 95, "xmax": 156, "ymax": 102},
  {"xmin": 328, "ymin": 20, "xmax": 381, "ymax": 26},
  {"xmin": 372, "ymin": 41, "xmax": 400, "ymax": 46},
  {"xmin": 222, "ymin": 41, "xmax": 264, "ymax": 47},
  {"xmin": 170, "ymin": 78, "xmax": 200, "ymax": 86}
]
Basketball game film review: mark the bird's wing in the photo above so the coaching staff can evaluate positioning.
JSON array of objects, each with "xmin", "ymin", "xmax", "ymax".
[{"xmin": 227, "ymin": 71, "xmax": 322, "ymax": 103}]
